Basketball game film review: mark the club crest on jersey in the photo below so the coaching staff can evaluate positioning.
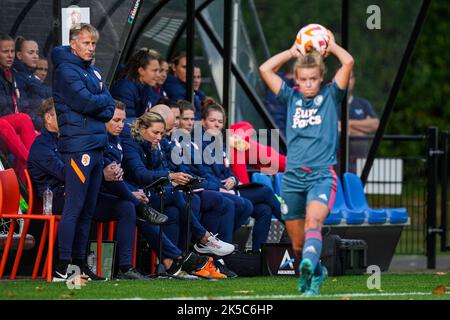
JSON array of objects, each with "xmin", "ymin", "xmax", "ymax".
[
  {"xmin": 81, "ymin": 154, "xmax": 90, "ymax": 167},
  {"xmin": 314, "ymin": 95, "xmax": 324, "ymax": 106},
  {"xmin": 295, "ymin": 99, "xmax": 303, "ymax": 107}
]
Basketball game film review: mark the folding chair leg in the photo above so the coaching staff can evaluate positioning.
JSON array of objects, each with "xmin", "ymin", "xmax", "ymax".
[
  {"xmin": 42, "ymin": 221, "xmax": 58, "ymax": 279},
  {"xmin": 107, "ymin": 221, "xmax": 116, "ymax": 241},
  {"xmin": 150, "ymin": 250, "xmax": 157, "ymax": 274},
  {"xmin": 10, "ymin": 219, "xmax": 31, "ymax": 279},
  {"xmin": 47, "ymin": 217, "xmax": 55, "ymax": 282},
  {"xmin": 0, "ymin": 219, "xmax": 16, "ymax": 279},
  {"xmin": 32, "ymin": 221, "xmax": 49, "ymax": 279},
  {"xmin": 97, "ymin": 223, "xmax": 103, "ymax": 277},
  {"xmin": 132, "ymin": 227, "xmax": 138, "ymax": 268}
]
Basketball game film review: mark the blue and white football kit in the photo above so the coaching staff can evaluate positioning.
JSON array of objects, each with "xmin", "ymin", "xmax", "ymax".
[{"xmin": 276, "ymin": 81, "xmax": 346, "ymax": 220}]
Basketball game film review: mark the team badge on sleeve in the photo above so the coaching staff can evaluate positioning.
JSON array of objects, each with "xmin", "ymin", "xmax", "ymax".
[{"xmin": 81, "ymin": 154, "xmax": 91, "ymax": 167}]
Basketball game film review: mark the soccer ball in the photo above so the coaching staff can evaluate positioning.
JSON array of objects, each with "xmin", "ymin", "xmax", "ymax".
[{"xmin": 295, "ymin": 24, "xmax": 330, "ymax": 56}]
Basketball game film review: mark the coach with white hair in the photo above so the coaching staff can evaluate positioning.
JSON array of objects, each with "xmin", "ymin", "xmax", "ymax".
[{"xmin": 51, "ymin": 23, "xmax": 115, "ymax": 281}]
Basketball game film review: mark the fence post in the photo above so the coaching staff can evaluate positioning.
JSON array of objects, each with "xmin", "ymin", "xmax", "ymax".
[
  {"xmin": 426, "ymin": 127, "xmax": 439, "ymax": 268},
  {"xmin": 440, "ymin": 131, "xmax": 449, "ymax": 251}
]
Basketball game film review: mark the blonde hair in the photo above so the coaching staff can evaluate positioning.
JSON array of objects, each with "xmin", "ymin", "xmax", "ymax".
[
  {"xmin": 295, "ymin": 47, "xmax": 326, "ymax": 76},
  {"xmin": 130, "ymin": 112, "xmax": 166, "ymax": 142},
  {"xmin": 69, "ymin": 23, "xmax": 99, "ymax": 41}
]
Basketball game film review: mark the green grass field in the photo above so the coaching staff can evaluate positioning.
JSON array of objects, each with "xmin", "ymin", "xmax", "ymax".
[{"xmin": 1, "ymin": 273, "xmax": 449, "ymax": 300}]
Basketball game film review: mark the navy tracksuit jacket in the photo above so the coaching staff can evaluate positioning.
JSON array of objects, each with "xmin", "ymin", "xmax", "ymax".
[
  {"xmin": 0, "ymin": 66, "xmax": 27, "ymax": 117},
  {"xmin": 110, "ymin": 78, "xmax": 160, "ymax": 119},
  {"xmin": 51, "ymin": 45, "xmax": 114, "ymax": 261},
  {"xmin": 13, "ymin": 59, "xmax": 51, "ymax": 129},
  {"xmin": 162, "ymin": 74, "xmax": 205, "ymax": 120}
]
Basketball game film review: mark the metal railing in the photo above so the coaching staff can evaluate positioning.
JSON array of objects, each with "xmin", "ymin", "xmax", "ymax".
[
  {"xmin": 348, "ymin": 134, "xmax": 427, "ymax": 255},
  {"xmin": 350, "ymin": 128, "xmax": 450, "ymax": 266}
]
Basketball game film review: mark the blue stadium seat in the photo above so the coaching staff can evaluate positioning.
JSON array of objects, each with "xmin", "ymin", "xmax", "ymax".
[
  {"xmin": 343, "ymin": 173, "xmax": 387, "ymax": 224},
  {"xmin": 327, "ymin": 177, "xmax": 365, "ymax": 225},
  {"xmin": 274, "ymin": 173, "xmax": 283, "ymax": 196},
  {"xmin": 387, "ymin": 208, "xmax": 409, "ymax": 224},
  {"xmin": 251, "ymin": 173, "xmax": 274, "ymax": 192},
  {"xmin": 325, "ymin": 178, "xmax": 344, "ymax": 225}
]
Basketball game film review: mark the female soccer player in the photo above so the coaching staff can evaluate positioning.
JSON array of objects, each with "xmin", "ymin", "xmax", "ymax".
[{"xmin": 259, "ymin": 29, "xmax": 354, "ymax": 296}]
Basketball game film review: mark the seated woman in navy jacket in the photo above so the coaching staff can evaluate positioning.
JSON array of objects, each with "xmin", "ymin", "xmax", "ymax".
[
  {"xmin": 121, "ymin": 110, "xmax": 234, "ymax": 257},
  {"xmin": 13, "ymin": 37, "xmax": 51, "ymax": 129},
  {"xmin": 110, "ymin": 49, "xmax": 161, "ymax": 121},
  {"xmin": 200, "ymin": 102, "xmax": 284, "ymax": 252},
  {"xmin": 163, "ymin": 52, "xmax": 205, "ymax": 120}
]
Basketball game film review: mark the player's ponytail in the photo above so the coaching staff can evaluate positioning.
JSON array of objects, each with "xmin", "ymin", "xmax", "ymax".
[{"xmin": 295, "ymin": 47, "xmax": 327, "ymax": 76}]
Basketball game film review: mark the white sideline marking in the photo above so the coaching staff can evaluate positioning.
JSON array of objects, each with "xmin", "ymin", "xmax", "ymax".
[{"xmin": 162, "ymin": 291, "xmax": 450, "ymax": 300}]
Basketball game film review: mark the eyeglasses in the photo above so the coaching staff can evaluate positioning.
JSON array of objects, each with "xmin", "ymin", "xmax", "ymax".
[{"xmin": 36, "ymin": 67, "xmax": 48, "ymax": 71}]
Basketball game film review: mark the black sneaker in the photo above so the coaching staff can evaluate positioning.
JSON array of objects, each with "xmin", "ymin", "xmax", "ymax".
[
  {"xmin": 167, "ymin": 252, "xmax": 209, "ymax": 275},
  {"xmin": 116, "ymin": 268, "xmax": 148, "ymax": 280},
  {"xmin": 214, "ymin": 258, "xmax": 238, "ymax": 278},
  {"xmin": 137, "ymin": 203, "xmax": 168, "ymax": 225},
  {"xmin": 167, "ymin": 252, "xmax": 193, "ymax": 276},
  {"xmin": 79, "ymin": 264, "xmax": 107, "ymax": 281},
  {"xmin": 52, "ymin": 265, "xmax": 73, "ymax": 282}
]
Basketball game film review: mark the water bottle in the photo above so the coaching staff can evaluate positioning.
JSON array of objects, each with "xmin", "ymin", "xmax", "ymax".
[
  {"xmin": 43, "ymin": 186, "xmax": 53, "ymax": 216},
  {"xmin": 87, "ymin": 251, "xmax": 97, "ymax": 274}
]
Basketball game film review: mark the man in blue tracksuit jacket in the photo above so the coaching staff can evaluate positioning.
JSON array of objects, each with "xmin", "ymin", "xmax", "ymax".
[{"xmin": 51, "ymin": 23, "xmax": 114, "ymax": 281}]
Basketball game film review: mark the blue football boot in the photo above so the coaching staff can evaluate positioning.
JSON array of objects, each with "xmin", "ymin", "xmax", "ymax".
[
  {"xmin": 298, "ymin": 258, "xmax": 313, "ymax": 293},
  {"xmin": 302, "ymin": 265, "xmax": 328, "ymax": 297}
]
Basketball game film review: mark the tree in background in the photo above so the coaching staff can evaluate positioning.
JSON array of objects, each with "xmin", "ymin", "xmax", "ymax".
[{"xmin": 244, "ymin": 0, "xmax": 449, "ymax": 156}]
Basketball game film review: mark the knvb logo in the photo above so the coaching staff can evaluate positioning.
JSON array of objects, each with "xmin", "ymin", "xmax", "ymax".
[{"xmin": 366, "ymin": 265, "xmax": 381, "ymax": 290}]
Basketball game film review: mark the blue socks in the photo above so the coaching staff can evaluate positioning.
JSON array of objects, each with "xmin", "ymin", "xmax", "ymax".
[{"xmin": 302, "ymin": 229, "xmax": 323, "ymax": 272}]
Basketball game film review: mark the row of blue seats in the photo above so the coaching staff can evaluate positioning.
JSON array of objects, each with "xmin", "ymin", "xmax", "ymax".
[{"xmin": 252, "ymin": 172, "xmax": 409, "ymax": 226}]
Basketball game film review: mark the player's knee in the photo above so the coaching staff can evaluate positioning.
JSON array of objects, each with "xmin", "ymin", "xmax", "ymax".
[{"xmin": 305, "ymin": 215, "xmax": 322, "ymax": 230}]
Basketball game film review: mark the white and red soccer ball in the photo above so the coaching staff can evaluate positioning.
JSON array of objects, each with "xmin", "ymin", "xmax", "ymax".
[{"xmin": 295, "ymin": 24, "xmax": 331, "ymax": 56}]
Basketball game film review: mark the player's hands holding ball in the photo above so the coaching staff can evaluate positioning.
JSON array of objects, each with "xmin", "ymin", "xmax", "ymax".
[
  {"xmin": 323, "ymin": 28, "xmax": 335, "ymax": 58},
  {"xmin": 289, "ymin": 42, "xmax": 303, "ymax": 59}
]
